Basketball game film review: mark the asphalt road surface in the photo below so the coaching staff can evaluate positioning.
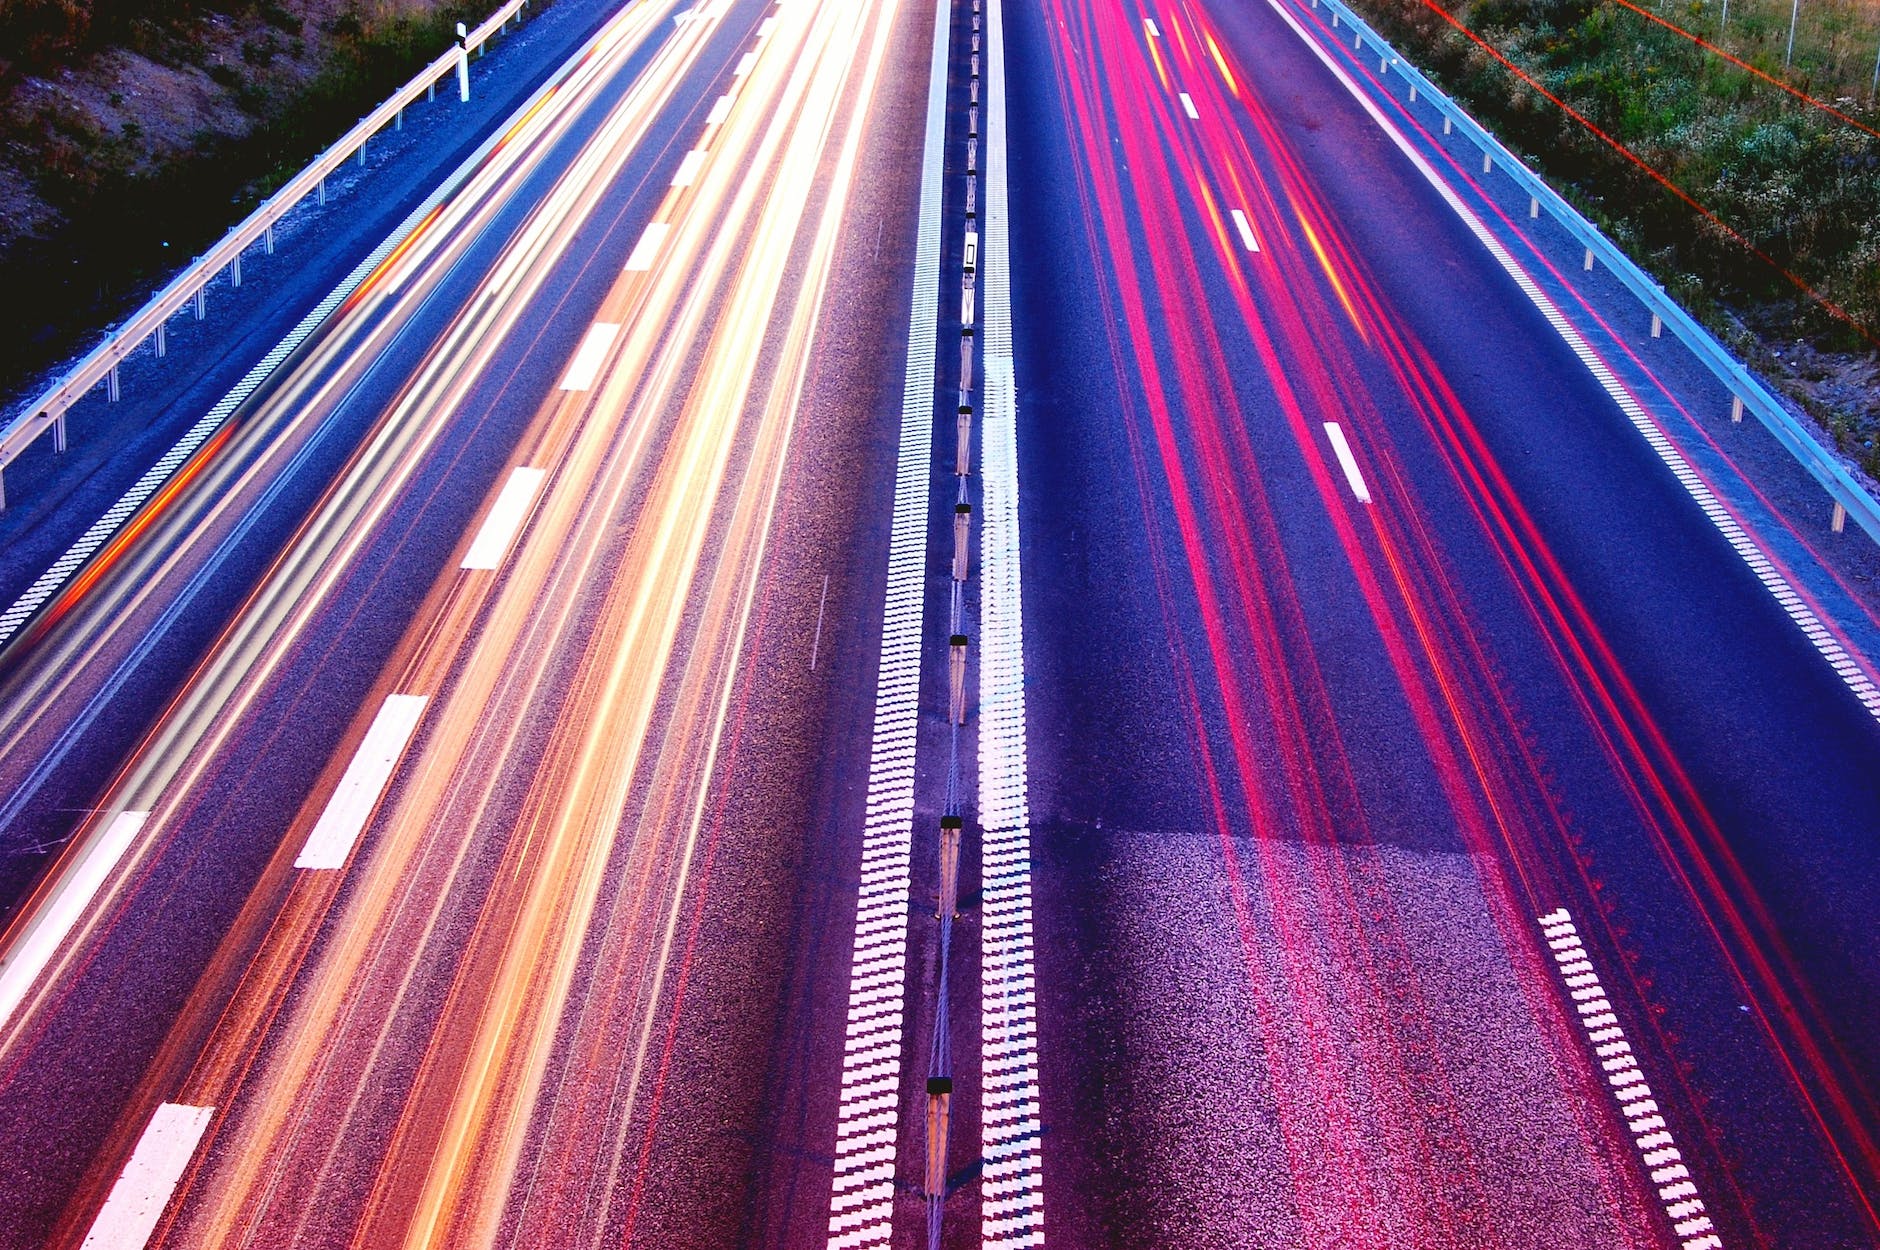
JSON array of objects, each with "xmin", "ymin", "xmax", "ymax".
[{"xmin": 0, "ymin": 0, "xmax": 1875, "ymax": 1245}]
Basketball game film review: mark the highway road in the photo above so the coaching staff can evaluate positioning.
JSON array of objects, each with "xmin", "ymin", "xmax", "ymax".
[{"xmin": 0, "ymin": 0, "xmax": 1875, "ymax": 1245}]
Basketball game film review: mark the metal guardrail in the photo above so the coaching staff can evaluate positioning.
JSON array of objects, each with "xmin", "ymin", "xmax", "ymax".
[
  {"xmin": 0, "ymin": 0, "xmax": 536, "ymax": 508},
  {"xmin": 1303, "ymin": 0, "xmax": 1880, "ymax": 546}
]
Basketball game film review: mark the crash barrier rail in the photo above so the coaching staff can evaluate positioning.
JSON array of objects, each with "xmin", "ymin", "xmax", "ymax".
[{"xmin": 0, "ymin": 0, "xmax": 537, "ymax": 507}]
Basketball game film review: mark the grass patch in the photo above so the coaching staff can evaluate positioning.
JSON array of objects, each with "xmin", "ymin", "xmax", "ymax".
[{"xmin": 0, "ymin": 0, "xmax": 513, "ymax": 407}]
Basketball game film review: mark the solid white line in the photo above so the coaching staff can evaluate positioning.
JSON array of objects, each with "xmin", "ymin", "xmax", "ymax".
[
  {"xmin": 672, "ymin": 149, "xmax": 709, "ymax": 188},
  {"xmin": 824, "ymin": 0, "xmax": 951, "ymax": 1239},
  {"xmin": 706, "ymin": 92, "xmax": 735, "ymax": 125},
  {"xmin": 980, "ymin": 0, "xmax": 1045, "ymax": 1239},
  {"xmin": 462, "ymin": 466, "xmax": 548, "ymax": 570},
  {"xmin": 1145, "ymin": 16, "xmax": 1161, "ymax": 37},
  {"xmin": 734, "ymin": 50, "xmax": 758, "ymax": 77},
  {"xmin": 557, "ymin": 321, "xmax": 621, "ymax": 392},
  {"xmin": 81, "ymin": 1102, "xmax": 215, "ymax": 1250},
  {"xmin": 295, "ymin": 694, "xmax": 428, "ymax": 869},
  {"xmin": 1179, "ymin": 91, "xmax": 1199, "ymax": 119},
  {"xmin": 757, "ymin": 15, "xmax": 777, "ymax": 37},
  {"xmin": 1231, "ymin": 208, "xmax": 1261, "ymax": 252},
  {"xmin": 0, "ymin": 809, "xmax": 147, "ymax": 1031},
  {"xmin": 623, "ymin": 221, "xmax": 671, "ymax": 273},
  {"xmin": 1266, "ymin": 0, "xmax": 1880, "ymax": 727},
  {"xmin": 1323, "ymin": 422, "xmax": 1372, "ymax": 503}
]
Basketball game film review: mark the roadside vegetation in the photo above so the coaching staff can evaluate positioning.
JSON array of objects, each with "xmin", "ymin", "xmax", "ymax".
[
  {"xmin": 1339, "ymin": 0, "xmax": 1880, "ymax": 475},
  {"xmin": 0, "ymin": 0, "xmax": 492, "ymax": 405}
]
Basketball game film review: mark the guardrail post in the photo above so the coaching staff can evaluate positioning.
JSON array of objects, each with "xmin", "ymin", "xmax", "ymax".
[
  {"xmin": 194, "ymin": 287, "xmax": 207, "ymax": 320},
  {"xmin": 949, "ymin": 634, "xmax": 968, "ymax": 724},
  {"xmin": 953, "ymin": 503, "xmax": 972, "ymax": 581},
  {"xmin": 1651, "ymin": 313, "xmax": 1663, "ymax": 338},
  {"xmin": 1482, "ymin": 150, "xmax": 1492, "ymax": 173},
  {"xmin": 107, "ymin": 364, "xmax": 119, "ymax": 403},
  {"xmin": 925, "ymin": 1076, "xmax": 952, "ymax": 1198},
  {"xmin": 1731, "ymin": 395, "xmax": 1743, "ymax": 423},
  {"xmin": 1584, "ymin": 247, "xmax": 1594, "ymax": 271},
  {"xmin": 1529, "ymin": 197, "xmax": 1540, "ymax": 218},
  {"xmin": 457, "ymin": 24, "xmax": 472, "ymax": 101},
  {"xmin": 53, "ymin": 414, "xmax": 66, "ymax": 452},
  {"xmin": 1833, "ymin": 502, "xmax": 1848, "ymax": 533},
  {"xmin": 1443, "ymin": 114, "xmax": 1453, "ymax": 134},
  {"xmin": 428, "ymin": 79, "xmax": 437, "ymax": 103},
  {"xmin": 358, "ymin": 139, "xmax": 368, "ymax": 167},
  {"xmin": 395, "ymin": 108, "xmax": 404, "ymax": 131},
  {"xmin": 264, "ymin": 224, "xmax": 275, "ymax": 254},
  {"xmin": 231, "ymin": 254, "xmax": 242, "ymax": 288},
  {"xmin": 1, "ymin": 469, "xmax": 7, "ymax": 511},
  {"xmin": 1409, "ymin": 83, "xmax": 1417, "ymax": 102},
  {"xmin": 937, "ymin": 815, "xmax": 963, "ymax": 918},
  {"xmin": 155, "ymin": 323, "xmax": 166, "ymax": 358},
  {"xmin": 318, "ymin": 178, "xmax": 328, "ymax": 206}
]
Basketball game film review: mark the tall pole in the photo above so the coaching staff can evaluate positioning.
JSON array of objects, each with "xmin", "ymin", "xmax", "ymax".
[{"xmin": 1785, "ymin": 0, "xmax": 1799, "ymax": 68}]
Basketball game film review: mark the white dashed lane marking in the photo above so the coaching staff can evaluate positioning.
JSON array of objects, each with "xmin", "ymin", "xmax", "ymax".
[
  {"xmin": 81, "ymin": 1103, "xmax": 215, "ymax": 1250},
  {"xmin": 1323, "ymin": 421, "xmax": 1372, "ymax": 504},
  {"xmin": 1179, "ymin": 91, "xmax": 1200, "ymax": 120},
  {"xmin": 623, "ymin": 221, "xmax": 671, "ymax": 273},
  {"xmin": 556, "ymin": 321, "xmax": 620, "ymax": 392},
  {"xmin": 671, "ymin": 149, "xmax": 708, "ymax": 188},
  {"xmin": 1231, "ymin": 208, "xmax": 1261, "ymax": 253},
  {"xmin": 461, "ymin": 466, "xmax": 548, "ymax": 570},
  {"xmin": 294, "ymin": 693, "xmax": 428, "ymax": 870}
]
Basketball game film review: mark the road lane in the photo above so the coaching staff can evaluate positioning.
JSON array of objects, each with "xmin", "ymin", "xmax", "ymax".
[{"xmin": 1009, "ymin": 0, "xmax": 1880, "ymax": 1244}]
